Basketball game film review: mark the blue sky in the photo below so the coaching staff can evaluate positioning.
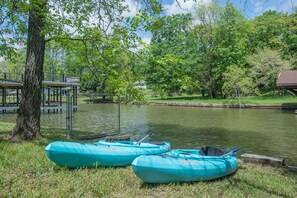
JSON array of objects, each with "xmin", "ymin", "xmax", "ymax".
[
  {"xmin": 219, "ymin": 0, "xmax": 297, "ymax": 18},
  {"xmin": 160, "ymin": 0, "xmax": 296, "ymax": 18},
  {"xmin": 137, "ymin": 0, "xmax": 297, "ymax": 44},
  {"xmin": 1, "ymin": 0, "xmax": 296, "ymax": 61}
]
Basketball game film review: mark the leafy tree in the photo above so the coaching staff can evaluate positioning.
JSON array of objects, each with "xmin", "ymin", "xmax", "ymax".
[
  {"xmin": 283, "ymin": 11, "xmax": 297, "ymax": 68},
  {"xmin": 0, "ymin": 60, "xmax": 9, "ymax": 73},
  {"xmin": 193, "ymin": 1, "xmax": 221, "ymax": 97},
  {"xmin": 43, "ymin": 42, "xmax": 68, "ymax": 79},
  {"xmin": 246, "ymin": 48, "xmax": 293, "ymax": 94},
  {"xmin": 146, "ymin": 13, "xmax": 200, "ymax": 96},
  {"xmin": 193, "ymin": 2, "xmax": 252, "ymax": 98},
  {"xmin": 251, "ymin": 10, "xmax": 287, "ymax": 50},
  {"xmin": 0, "ymin": 49, "xmax": 26, "ymax": 80},
  {"xmin": 222, "ymin": 65, "xmax": 255, "ymax": 105},
  {"xmin": 146, "ymin": 54, "xmax": 185, "ymax": 96},
  {"xmin": 0, "ymin": 0, "xmax": 160, "ymax": 140},
  {"xmin": 211, "ymin": 2, "xmax": 252, "ymax": 97},
  {"xmin": 60, "ymin": 30, "xmax": 145, "ymax": 104}
]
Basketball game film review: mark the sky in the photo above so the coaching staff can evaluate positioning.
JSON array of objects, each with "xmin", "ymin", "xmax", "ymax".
[
  {"xmin": 134, "ymin": 0, "xmax": 297, "ymax": 45},
  {"xmin": 219, "ymin": 0, "xmax": 297, "ymax": 18},
  {"xmin": 1, "ymin": 0, "xmax": 296, "ymax": 61},
  {"xmin": 159, "ymin": 0, "xmax": 297, "ymax": 17}
]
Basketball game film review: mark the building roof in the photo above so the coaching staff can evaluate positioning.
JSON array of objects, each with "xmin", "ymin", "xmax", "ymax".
[{"xmin": 277, "ymin": 71, "xmax": 297, "ymax": 95}]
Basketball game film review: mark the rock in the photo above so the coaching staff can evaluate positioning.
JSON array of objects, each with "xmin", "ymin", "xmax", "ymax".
[{"xmin": 240, "ymin": 154, "xmax": 285, "ymax": 168}]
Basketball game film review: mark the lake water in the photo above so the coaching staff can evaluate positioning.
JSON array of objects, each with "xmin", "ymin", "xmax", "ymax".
[
  {"xmin": 1, "ymin": 103, "xmax": 296, "ymax": 165},
  {"xmin": 120, "ymin": 105, "xmax": 297, "ymax": 166}
]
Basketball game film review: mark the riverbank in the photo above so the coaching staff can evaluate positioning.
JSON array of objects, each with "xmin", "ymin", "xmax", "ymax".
[
  {"xmin": 0, "ymin": 138, "xmax": 296, "ymax": 197},
  {"xmin": 148, "ymin": 95, "xmax": 297, "ymax": 109},
  {"xmin": 149, "ymin": 101, "xmax": 297, "ymax": 109}
]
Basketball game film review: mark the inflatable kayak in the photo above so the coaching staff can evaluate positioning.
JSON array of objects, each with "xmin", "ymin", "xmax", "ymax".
[
  {"xmin": 132, "ymin": 146, "xmax": 239, "ymax": 183},
  {"xmin": 45, "ymin": 140, "xmax": 171, "ymax": 168}
]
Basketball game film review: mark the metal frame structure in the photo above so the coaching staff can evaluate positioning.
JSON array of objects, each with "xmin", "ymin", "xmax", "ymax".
[{"xmin": 0, "ymin": 72, "xmax": 79, "ymax": 114}]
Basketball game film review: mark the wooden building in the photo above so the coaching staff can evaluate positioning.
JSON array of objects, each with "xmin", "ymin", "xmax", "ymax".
[{"xmin": 277, "ymin": 71, "xmax": 297, "ymax": 96}]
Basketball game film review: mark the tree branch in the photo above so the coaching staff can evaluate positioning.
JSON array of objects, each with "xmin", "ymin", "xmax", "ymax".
[{"xmin": 0, "ymin": 0, "xmax": 19, "ymax": 26}]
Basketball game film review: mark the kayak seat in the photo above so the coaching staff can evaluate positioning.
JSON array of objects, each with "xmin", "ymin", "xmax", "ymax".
[{"xmin": 199, "ymin": 146, "xmax": 230, "ymax": 156}]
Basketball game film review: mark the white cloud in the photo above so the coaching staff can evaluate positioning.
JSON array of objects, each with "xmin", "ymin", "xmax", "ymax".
[
  {"xmin": 123, "ymin": 0, "xmax": 139, "ymax": 18},
  {"xmin": 164, "ymin": 0, "xmax": 210, "ymax": 15},
  {"xmin": 142, "ymin": 36, "xmax": 151, "ymax": 45}
]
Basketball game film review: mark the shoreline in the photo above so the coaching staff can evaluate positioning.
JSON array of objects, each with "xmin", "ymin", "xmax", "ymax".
[{"xmin": 149, "ymin": 102, "xmax": 297, "ymax": 110}]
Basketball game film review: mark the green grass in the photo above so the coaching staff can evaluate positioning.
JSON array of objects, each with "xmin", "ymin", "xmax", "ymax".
[
  {"xmin": 0, "ymin": 128, "xmax": 296, "ymax": 197},
  {"xmin": 149, "ymin": 94, "xmax": 297, "ymax": 105},
  {"xmin": 0, "ymin": 140, "xmax": 296, "ymax": 197}
]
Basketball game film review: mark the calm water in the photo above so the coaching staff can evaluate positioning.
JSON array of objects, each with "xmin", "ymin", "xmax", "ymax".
[
  {"xmin": 120, "ymin": 105, "xmax": 297, "ymax": 166},
  {"xmin": 1, "ymin": 104, "xmax": 296, "ymax": 165}
]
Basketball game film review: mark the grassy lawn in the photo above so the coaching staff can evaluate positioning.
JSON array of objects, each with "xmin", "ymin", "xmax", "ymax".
[
  {"xmin": 0, "ymin": 127, "xmax": 296, "ymax": 197},
  {"xmin": 149, "ymin": 94, "xmax": 297, "ymax": 105}
]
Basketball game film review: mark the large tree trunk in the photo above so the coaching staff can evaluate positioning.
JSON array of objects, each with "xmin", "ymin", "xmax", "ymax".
[{"xmin": 11, "ymin": 0, "xmax": 47, "ymax": 140}]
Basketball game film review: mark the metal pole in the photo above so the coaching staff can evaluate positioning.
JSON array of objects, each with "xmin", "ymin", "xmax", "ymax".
[
  {"xmin": 60, "ymin": 87, "xmax": 62, "ymax": 113},
  {"xmin": 66, "ymin": 91, "xmax": 71, "ymax": 139},
  {"xmin": 16, "ymin": 88, "xmax": 19, "ymax": 105},
  {"xmin": 70, "ymin": 94, "xmax": 73, "ymax": 133},
  {"xmin": 118, "ymin": 95, "xmax": 121, "ymax": 133}
]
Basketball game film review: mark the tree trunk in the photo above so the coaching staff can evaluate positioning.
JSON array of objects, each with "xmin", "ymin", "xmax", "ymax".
[{"xmin": 11, "ymin": 0, "xmax": 47, "ymax": 141}]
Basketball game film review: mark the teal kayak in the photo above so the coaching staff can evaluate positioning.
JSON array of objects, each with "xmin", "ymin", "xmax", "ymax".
[
  {"xmin": 45, "ymin": 140, "xmax": 171, "ymax": 168},
  {"xmin": 132, "ymin": 147, "xmax": 239, "ymax": 183}
]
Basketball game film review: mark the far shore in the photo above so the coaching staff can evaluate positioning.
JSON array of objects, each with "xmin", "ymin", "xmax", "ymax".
[
  {"xmin": 148, "ymin": 101, "xmax": 297, "ymax": 110},
  {"xmin": 146, "ymin": 94, "xmax": 297, "ymax": 110}
]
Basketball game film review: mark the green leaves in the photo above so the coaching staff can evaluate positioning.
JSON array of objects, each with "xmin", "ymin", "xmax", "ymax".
[
  {"xmin": 222, "ymin": 65, "xmax": 256, "ymax": 101},
  {"xmin": 145, "ymin": 13, "xmax": 201, "ymax": 96},
  {"xmin": 246, "ymin": 48, "xmax": 293, "ymax": 92}
]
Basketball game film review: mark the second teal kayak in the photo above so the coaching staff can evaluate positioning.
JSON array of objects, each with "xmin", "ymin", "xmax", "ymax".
[{"xmin": 132, "ymin": 147, "xmax": 239, "ymax": 183}]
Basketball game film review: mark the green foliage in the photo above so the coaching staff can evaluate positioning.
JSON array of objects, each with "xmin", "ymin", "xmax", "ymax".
[
  {"xmin": 147, "ymin": 54, "xmax": 185, "ymax": 96},
  {"xmin": 282, "ymin": 11, "xmax": 297, "ymax": 67},
  {"xmin": 0, "ymin": 1, "xmax": 28, "ymax": 59},
  {"xmin": 211, "ymin": 3, "xmax": 252, "ymax": 94},
  {"xmin": 222, "ymin": 65, "xmax": 256, "ymax": 105},
  {"xmin": 251, "ymin": 10, "xmax": 287, "ymax": 50},
  {"xmin": 192, "ymin": 2, "xmax": 252, "ymax": 98},
  {"xmin": 246, "ymin": 48, "xmax": 293, "ymax": 93},
  {"xmin": 146, "ymin": 14, "xmax": 200, "ymax": 96},
  {"xmin": 0, "ymin": 49, "xmax": 25, "ymax": 78},
  {"xmin": 193, "ymin": 2, "xmax": 221, "ymax": 98}
]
